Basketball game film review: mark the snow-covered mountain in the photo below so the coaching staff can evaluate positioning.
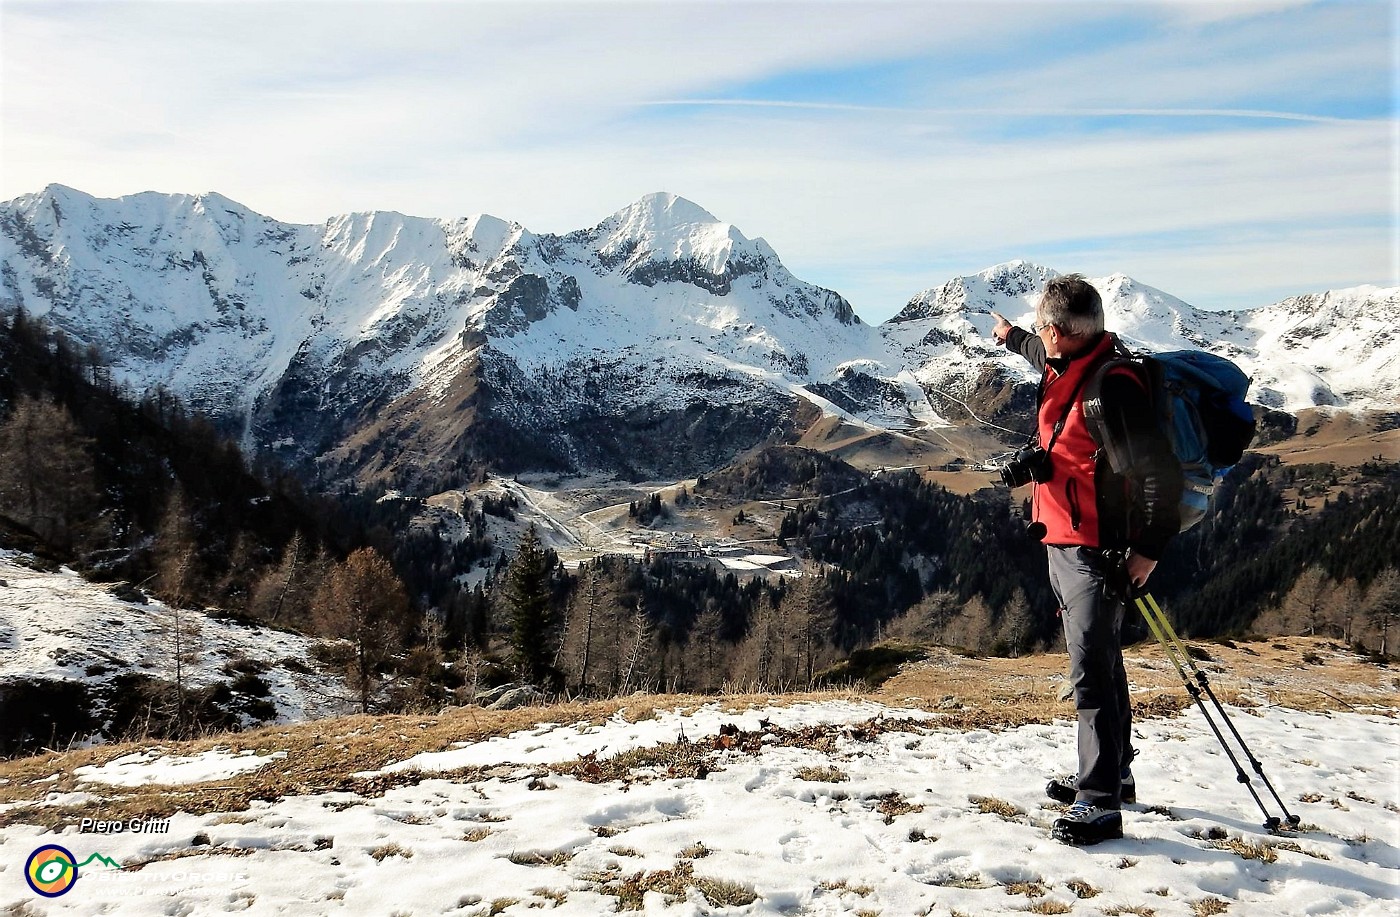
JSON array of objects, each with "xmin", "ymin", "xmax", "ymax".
[
  {"xmin": 0, "ymin": 551, "xmax": 353, "ymax": 752},
  {"xmin": 0, "ymin": 186, "xmax": 929, "ymax": 488},
  {"xmin": 883, "ymin": 260, "xmax": 1400, "ymax": 421},
  {"xmin": 1, "ymin": 187, "xmax": 1394, "ymax": 490}
]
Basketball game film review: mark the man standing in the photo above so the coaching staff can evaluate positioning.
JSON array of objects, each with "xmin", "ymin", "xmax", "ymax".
[{"xmin": 991, "ymin": 274, "xmax": 1182, "ymax": 845}]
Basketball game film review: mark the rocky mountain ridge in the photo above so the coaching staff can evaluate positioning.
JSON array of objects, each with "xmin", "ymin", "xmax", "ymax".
[
  {"xmin": 883, "ymin": 260, "xmax": 1398, "ymax": 423},
  {"xmin": 1, "ymin": 185, "xmax": 1394, "ymax": 490}
]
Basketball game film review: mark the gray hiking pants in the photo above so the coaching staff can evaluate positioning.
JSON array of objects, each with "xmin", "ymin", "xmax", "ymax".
[{"xmin": 1046, "ymin": 545, "xmax": 1134, "ymax": 808}]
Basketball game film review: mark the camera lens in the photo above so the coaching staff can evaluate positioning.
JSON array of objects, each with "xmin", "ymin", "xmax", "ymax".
[{"xmin": 999, "ymin": 461, "xmax": 1028, "ymax": 489}]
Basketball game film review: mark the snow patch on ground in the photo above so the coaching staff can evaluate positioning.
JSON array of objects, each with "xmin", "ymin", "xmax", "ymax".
[
  {"xmin": 74, "ymin": 749, "xmax": 287, "ymax": 788},
  {"xmin": 368, "ymin": 701, "xmax": 933, "ymax": 775},
  {"xmin": 0, "ymin": 551, "xmax": 355, "ymax": 732},
  {"xmin": 2, "ymin": 700, "xmax": 1395, "ymax": 915}
]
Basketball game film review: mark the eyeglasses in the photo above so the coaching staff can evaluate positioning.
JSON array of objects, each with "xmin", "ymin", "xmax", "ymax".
[{"xmin": 1031, "ymin": 319, "xmax": 1050, "ymax": 334}]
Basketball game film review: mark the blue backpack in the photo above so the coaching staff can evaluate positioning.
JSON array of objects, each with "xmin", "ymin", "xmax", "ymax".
[{"xmin": 1086, "ymin": 347, "xmax": 1257, "ymax": 531}]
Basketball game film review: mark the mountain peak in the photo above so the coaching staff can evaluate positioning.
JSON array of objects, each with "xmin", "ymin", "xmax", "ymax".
[
  {"xmin": 591, "ymin": 193, "xmax": 749, "ymax": 277},
  {"xmin": 888, "ymin": 261, "xmax": 1058, "ymax": 324},
  {"xmin": 606, "ymin": 192, "xmax": 722, "ymax": 234}
]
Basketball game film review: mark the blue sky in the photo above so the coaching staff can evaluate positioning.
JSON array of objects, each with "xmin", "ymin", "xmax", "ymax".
[{"xmin": 0, "ymin": 0, "xmax": 1393, "ymax": 322}]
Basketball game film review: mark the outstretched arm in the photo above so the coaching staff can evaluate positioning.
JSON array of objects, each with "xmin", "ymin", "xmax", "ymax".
[{"xmin": 990, "ymin": 311, "xmax": 1045, "ymax": 371}]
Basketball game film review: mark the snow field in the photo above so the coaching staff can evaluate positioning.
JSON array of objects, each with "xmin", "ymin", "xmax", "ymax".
[
  {"xmin": 3, "ymin": 701, "xmax": 1395, "ymax": 916},
  {"xmin": 72, "ymin": 749, "xmax": 289, "ymax": 789},
  {"xmin": 0, "ymin": 551, "xmax": 354, "ymax": 730}
]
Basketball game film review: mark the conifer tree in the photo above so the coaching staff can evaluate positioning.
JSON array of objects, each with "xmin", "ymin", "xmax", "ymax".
[
  {"xmin": 996, "ymin": 587, "xmax": 1035, "ymax": 657},
  {"xmin": 735, "ymin": 596, "xmax": 783, "ymax": 690},
  {"xmin": 313, "ymin": 547, "xmax": 413, "ymax": 713},
  {"xmin": 151, "ymin": 488, "xmax": 204, "ymax": 731},
  {"xmin": 1326, "ymin": 578, "xmax": 1363, "ymax": 643},
  {"xmin": 559, "ymin": 566, "xmax": 614, "ymax": 694},
  {"xmin": 249, "ymin": 531, "xmax": 311, "ymax": 624},
  {"xmin": 154, "ymin": 487, "xmax": 201, "ymax": 608},
  {"xmin": 1364, "ymin": 567, "xmax": 1400, "ymax": 656},
  {"xmin": 0, "ymin": 394, "xmax": 99, "ymax": 551},
  {"xmin": 620, "ymin": 599, "xmax": 654, "ymax": 694},
  {"xmin": 689, "ymin": 604, "xmax": 726, "ymax": 693},
  {"xmin": 1283, "ymin": 566, "xmax": 1330, "ymax": 636},
  {"xmin": 503, "ymin": 526, "xmax": 557, "ymax": 686},
  {"xmin": 784, "ymin": 564, "xmax": 837, "ymax": 686}
]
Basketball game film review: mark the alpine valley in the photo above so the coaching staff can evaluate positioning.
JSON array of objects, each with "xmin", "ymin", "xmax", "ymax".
[{"xmin": 1, "ymin": 184, "xmax": 1396, "ymax": 497}]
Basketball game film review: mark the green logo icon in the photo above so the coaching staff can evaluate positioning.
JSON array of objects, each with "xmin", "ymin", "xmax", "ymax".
[{"xmin": 25, "ymin": 846, "xmax": 122, "ymax": 897}]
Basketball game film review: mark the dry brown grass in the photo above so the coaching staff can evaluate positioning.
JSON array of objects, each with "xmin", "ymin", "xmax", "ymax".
[
  {"xmin": 970, "ymin": 794, "xmax": 1025, "ymax": 819},
  {"xmin": 877, "ymin": 637, "xmax": 1399, "ymax": 718},
  {"xmin": 870, "ymin": 790, "xmax": 924, "ymax": 823},
  {"xmin": 1190, "ymin": 898, "xmax": 1231, "ymax": 917},
  {"xmin": 1254, "ymin": 409, "xmax": 1400, "ymax": 468},
  {"xmin": 1024, "ymin": 902, "xmax": 1073, "ymax": 915},
  {"xmin": 559, "ymin": 741, "xmax": 712, "ymax": 785},
  {"xmin": 0, "ymin": 637, "xmax": 1388, "ymax": 835},
  {"xmin": 1066, "ymin": 879, "xmax": 1100, "ymax": 899},
  {"xmin": 0, "ymin": 689, "xmax": 865, "ymax": 828},
  {"xmin": 1210, "ymin": 835, "xmax": 1329, "ymax": 863},
  {"xmin": 368, "ymin": 842, "xmax": 411, "ymax": 861},
  {"xmin": 590, "ymin": 860, "xmax": 757, "ymax": 910},
  {"xmin": 796, "ymin": 764, "xmax": 849, "ymax": 782},
  {"xmin": 1209, "ymin": 836, "xmax": 1278, "ymax": 863},
  {"xmin": 928, "ymin": 873, "xmax": 991, "ymax": 889},
  {"xmin": 507, "ymin": 849, "xmax": 574, "ymax": 867}
]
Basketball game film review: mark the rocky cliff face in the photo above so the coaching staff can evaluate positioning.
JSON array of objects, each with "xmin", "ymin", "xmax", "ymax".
[
  {"xmin": 1, "ymin": 188, "xmax": 1394, "ymax": 491},
  {"xmin": 0, "ymin": 187, "xmax": 916, "ymax": 488},
  {"xmin": 882, "ymin": 260, "xmax": 1399, "ymax": 431}
]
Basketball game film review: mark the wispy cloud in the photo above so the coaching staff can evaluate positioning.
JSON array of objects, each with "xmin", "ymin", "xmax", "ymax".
[
  {"xmin": 0, "ymin": 0, "xmax": 1392, "ymax": 322},
  {"xmin": 642, "ymin": 98, "xmax": 1375, "ymax": 124}
]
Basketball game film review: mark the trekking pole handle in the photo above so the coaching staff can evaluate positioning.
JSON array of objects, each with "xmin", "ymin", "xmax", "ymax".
[{"xmin": 1105, "ymin": 550, "xmax": 1143, "ymax": 602}]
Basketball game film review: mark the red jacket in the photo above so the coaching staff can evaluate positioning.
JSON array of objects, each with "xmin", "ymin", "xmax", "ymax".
[
  {"xmin": 1032, "ymin": 332, "xmax": 1119, "ymax": 546},
  {"xmin": 1003, "ymin": 328, "xmax": 1181, "ymax": 557}
]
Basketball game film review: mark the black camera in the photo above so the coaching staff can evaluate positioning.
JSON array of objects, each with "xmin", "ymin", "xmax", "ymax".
[{"xmin": 999, "ymin": 444, "xmax": 1052, "ymax": 488}]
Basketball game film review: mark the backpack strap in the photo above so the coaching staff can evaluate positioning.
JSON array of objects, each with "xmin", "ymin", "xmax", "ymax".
[
  {"xmin": 1035, "ymin": 338, "xmax": 1117, "ymax": 455},
  {"xmin": 1083, "ymin": 356, "xmax": 1155, "ymax": 475}
]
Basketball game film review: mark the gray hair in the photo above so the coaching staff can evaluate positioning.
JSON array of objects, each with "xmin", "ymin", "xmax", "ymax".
[{"xmin": 1037, "ymin": 274, "xmax": 1104, "ymax": 338}]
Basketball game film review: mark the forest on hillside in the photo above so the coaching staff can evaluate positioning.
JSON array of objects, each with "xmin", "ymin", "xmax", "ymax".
[
  {"xmin": 1, "ymin": 308, "xmax": 1397, "ymax": 755},
  {"xmin": 768, "ymin": 454, "xmax": 1400, "ymax": 655}
]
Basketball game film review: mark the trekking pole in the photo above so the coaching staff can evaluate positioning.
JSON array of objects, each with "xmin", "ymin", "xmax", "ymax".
[
  {"xmin": 1131, "ymin": 594, "xmax": 1278, "ymax": 830},
  {"xmin": 1140, "ymin": 593, "xmax": 1300, "ymax": 830}
]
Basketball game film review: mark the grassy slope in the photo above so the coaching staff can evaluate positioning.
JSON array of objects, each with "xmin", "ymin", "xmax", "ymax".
[{"xmin": 2, "ymin": 636, "xmax": 1392, "ymax": 832}]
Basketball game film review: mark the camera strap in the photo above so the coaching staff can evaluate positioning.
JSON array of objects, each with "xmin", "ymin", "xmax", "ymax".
[{"xmin": 1037, "ymin": 370, "xmax": 1094, "ymax": 457}]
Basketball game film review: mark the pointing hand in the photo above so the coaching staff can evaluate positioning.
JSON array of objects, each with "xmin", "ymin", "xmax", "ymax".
[{"xmin": 990, "ymin": 311, "xmax": 1012, "ymax": 344}]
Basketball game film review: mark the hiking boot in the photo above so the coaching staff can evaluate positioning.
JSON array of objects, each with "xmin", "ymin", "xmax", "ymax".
[
  {"xmin": 1046, "ymin": 775, "xmax": 1077, "ymax": 805},
  {"xmin": 1046, "ymin": 766, "xmax": 1135, "ymax": 806},
  {"xmin": 1052, "ymin": 802, "xmax": 1123, "ymax": 845}
]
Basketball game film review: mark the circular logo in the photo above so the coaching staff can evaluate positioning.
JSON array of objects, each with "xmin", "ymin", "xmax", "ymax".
[{"xmin": 25, "ymin": 845, "xmax": 79, "ymax": 897}]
